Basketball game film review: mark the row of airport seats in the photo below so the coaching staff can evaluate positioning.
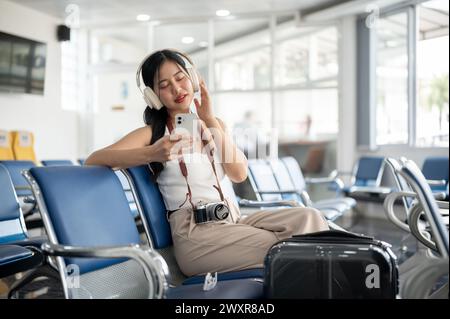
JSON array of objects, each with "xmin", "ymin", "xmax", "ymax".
[
  {"xmin": 0, "ymin": 130, "xmax": 37, "ymax": 162},
  {"xmin": 246, "ymin": 157, "xmax": 357, "ymax": 222},
  {"xmin": 382, "ymin": 158, "xmax": 448, "ymax": 299},
  {"xmin": 0, "ymin": 164, "xmax": 50, "ymax": 289},
  {"xmin": 329, "ymin": 156, "xmax": 448, "ymax": 201},
  {"xmin": 2, "ymin": 157, "xmax": 447, "ymax": 299},
  {"xmin": 1, "ymin": 153, "xmax": 447, "ymax": 298},
  {"xmin": 1, "ymin": 163, "xmax": 301, "ymax": 298},
  {"xmin": 1, "ymin": 156, "xmax": 349, "ymax": 298},
  {"xmin": 0, "ymin": 159, "xmax": 138, "ymax": 227},
  {"xmin": 245, "ymin": 156, "xmax": 448, "ymax": 222}
]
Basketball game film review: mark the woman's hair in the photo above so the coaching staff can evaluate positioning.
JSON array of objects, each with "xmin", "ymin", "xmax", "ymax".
[{"xmin": 142, "ymin": 49, "xmax": 191, "ymax": 180}]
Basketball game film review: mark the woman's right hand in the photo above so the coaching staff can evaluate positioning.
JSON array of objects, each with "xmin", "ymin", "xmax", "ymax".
[{"xmin": 148, "ymin": 134, "xmax": 192, "ymax": 163}]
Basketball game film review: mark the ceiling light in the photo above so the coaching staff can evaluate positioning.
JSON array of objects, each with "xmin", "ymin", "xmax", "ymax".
[
  {"xmin": 216, "ymin": 9, "xmax": 230, "ymax": 17},
  {"xmin": 198, "ymin": 41, "xmax": 208, "ymax": 47},
  {"xmin": 136, "ymin": 14, "xmax": 150, "ymax": 22},
  {"xmin": 181, "ymin": 36, "xmax": 194, "ymax": 44}
]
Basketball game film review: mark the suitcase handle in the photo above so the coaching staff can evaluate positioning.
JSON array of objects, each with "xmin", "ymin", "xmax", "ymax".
[{"xmin": 293, "ymin": 230, "xmax": 374, "ymax": 241}]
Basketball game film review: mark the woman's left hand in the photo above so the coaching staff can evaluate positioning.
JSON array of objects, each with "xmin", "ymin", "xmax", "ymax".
[{"xmin": 194, "ymin": 77, "xmax": 215, "ymax": 123}]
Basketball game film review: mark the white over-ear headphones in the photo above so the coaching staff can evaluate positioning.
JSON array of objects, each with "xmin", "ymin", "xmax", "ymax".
[{"xmin": 136, "ymin": 50, "xmax": 200, "ymax": 110}]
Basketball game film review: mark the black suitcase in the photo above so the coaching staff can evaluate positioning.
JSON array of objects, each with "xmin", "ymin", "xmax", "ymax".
[{"xmin": 264, "ymin": 230, "xmax": 399, "ymax": 299}]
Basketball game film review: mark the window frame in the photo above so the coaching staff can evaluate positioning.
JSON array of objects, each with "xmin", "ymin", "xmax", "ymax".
[{"xmin": 361, "ymin": 0, "xmax": 448, "ymax": 149}]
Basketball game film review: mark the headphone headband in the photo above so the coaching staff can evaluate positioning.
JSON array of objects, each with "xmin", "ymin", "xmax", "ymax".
[
  {"xmin": 136, "ymin": 49, "xmax": 199, "ymax": 110},
  {"xmin": 135, "ymin": 50, "xmax": 195, "ymax": 93}
]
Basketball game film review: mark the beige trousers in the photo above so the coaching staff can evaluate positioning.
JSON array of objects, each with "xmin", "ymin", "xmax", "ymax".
[{"xmin": 169, "ymin": 204, "xmax": 329, "ymax": 277}]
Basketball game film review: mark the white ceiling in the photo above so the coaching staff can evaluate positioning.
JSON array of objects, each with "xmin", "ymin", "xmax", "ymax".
[
  {"xmin": 7, "ymin": 0, "xmax": 342, "ymax": 52},
  {"xmin": 7, "ymin": 0, "xmax": 339, "ymax": 26}
]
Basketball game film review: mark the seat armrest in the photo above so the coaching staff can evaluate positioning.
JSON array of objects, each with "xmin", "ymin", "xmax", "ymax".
[
  {"xmin": 299, "ymin": 191, "xmax": 313, "ymax": 207},
  {"xmin": 305, "ymin": 175, "xmax": 345, "ymax": 191},
  {"xmin": 41, "ymin": 243, "xmax": 169, "ymax": 299},
  {"xmin": 427, "ymin": 179, "xmax": 447, "ymax": 187},
  {"xmin": 334, "ymin": 170, "xmax": 353, "ymax": 177},
  {"xmin": 348, "ymin": 186, "xmax": 392, "ymax": 194},
  {"xmin": 239, "ymin": 199, "xmax": 303, "ymax": 208},
  {"xmin": 383, "ymin": 191, "xmax": 417, "ymax": 233},
  {"xmin": 255, "ymin": 189, "xmax": 300, "ymax": 195}
]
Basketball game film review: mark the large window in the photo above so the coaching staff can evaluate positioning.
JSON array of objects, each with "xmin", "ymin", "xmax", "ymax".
[
  {"xmin": 275, "ymin": 26, "xmax": 339, "ymax": 142},
  {"xmin": 275, "ymin": 89, "xmax": 338, "ymax": 141},
  {"xmin": 211, "ymin": 20, "xmax": 339, "ymax": 158},
  {"xmin": 275, "ymin": 27, "xmax": 338, "ymax": 88},
  {"xmin": 213, "ymin": 18, "xmax": 270, "ymax": 91},
  {"xmin": 375, "ymin": 12, "xmax": 409, "ymax": 145},
  {"xmin": 61, "ymin": 30, "xmax": 79, "ymax": 111},
  {"xmin": 215, "ymin": 47, "xmax": 271, "ymax": 90},
  {"xmin": 372, "ymin": 0, "xmax": 449, "ymax": 147},
  {"xmin": 416, "ymin": 0, "xmax": 449, "ymax": 147}
]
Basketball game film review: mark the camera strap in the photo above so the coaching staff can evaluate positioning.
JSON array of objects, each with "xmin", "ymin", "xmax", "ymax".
[{"xmin": 166, "ymin": 118, "xmax": 225, "ymax": 210}]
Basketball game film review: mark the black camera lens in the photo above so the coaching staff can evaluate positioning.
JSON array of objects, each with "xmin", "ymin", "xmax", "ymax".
[{"xmin": 214, "ymin": 204, "xmax": 229, "ymax": 220}]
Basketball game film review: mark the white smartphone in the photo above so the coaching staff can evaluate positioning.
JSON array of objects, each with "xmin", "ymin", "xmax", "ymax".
[{"xmin": 174, "ymin": 113, "xmax": 199, "ymax": 137}]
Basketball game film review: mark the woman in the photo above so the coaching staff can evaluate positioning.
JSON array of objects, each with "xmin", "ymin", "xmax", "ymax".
[{"xmin": 85, "ymin": 49, "xmax": 329, "ymax": 277}]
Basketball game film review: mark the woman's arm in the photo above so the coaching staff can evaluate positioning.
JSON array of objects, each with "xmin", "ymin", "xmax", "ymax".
[
  {"xmin": 193, "ymin": 79, "xmax": 247, "ymax": 183},
  {"xmin": 85, "ymin": 126, "xmax": 183, "ymax": 170},
  {"xmin": 204, "ymin": 117, "xmax": 248, "ymax": 183}
]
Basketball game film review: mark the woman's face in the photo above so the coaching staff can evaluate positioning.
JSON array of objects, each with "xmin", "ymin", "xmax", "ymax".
[{"xmin": 153, "ymin": 60, "xmax": 194, "ymax": 112}]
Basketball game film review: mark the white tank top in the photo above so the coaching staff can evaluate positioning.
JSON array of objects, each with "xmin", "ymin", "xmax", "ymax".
[{"xmin": 156, "ymin": 128, "xmax": 226, "ymax": 211}]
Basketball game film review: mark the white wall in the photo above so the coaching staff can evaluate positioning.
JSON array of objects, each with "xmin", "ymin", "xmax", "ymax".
[
  {"xmin": 89, "ymin": 36, "xmax": 147, "ymax": 151},
  {"xmin": 92, "ymin": 71, "xmax": 145, "ymax": 150},
  {"xmin": 0, "ymin": 0, "xmax": 78, "ymax": 161}
]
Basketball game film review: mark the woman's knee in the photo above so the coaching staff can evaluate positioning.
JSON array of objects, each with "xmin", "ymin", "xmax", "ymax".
[
  {"xmin": 298, "ymin": 207, "xmax": 329, "ymax": 229},
  {"xmin": 302, "ymin": 207, "xmax": 323, "ymax": 217}
]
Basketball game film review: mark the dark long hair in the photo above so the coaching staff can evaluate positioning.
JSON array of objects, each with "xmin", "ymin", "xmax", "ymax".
[{"xmin": 141, "ymin": 49, "xmax": 191, "ymax": 180}]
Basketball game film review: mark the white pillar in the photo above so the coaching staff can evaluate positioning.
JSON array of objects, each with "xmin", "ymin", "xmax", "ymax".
[{"xmin": 337, "ymin": 16, "xmax": 357, "ymax": 174}]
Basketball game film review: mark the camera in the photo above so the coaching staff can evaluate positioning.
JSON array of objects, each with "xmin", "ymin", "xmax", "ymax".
[{"xmin": 193, "ymin": 201, "xmax": 230, "ymax": 224}]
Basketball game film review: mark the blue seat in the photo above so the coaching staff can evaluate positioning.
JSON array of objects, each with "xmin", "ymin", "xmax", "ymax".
[
  {"xmin": 383, "ymin": 159, "xmax": 449, "ymax": 299},
  {"xmin": 401, "ymin": 161, "xmax": 448, "ymax": 252},
  {"xmin": 0, "ymin": 163, "xmax": 28, "ymax": 244},
  {"xmin": 123, "ymin": 165, "xmax": 265, "ymax": 286},
  {"xmin": 0, "ymin": 245, "xmax": 42, "ymax": 279},
  {"xmin": 0, "ymin": 164, "xmax": 48, "ymax": 293},
  {"xmin": 247, "ymin": 158, "xmax": 346, "ymax": 221},
  {"xmin": 279, "ymin": 157, "xmax": 356, "ymax": 220},
  {"xmin": 421, "ymin": 157, "xmax": 449, "ymax": 193},
  {"xmin": 247, "ymin": 159, "xmax": 287, "ymax": 201},
  {"xmin": 0, "ymin": 160, "xmax": 41, "ymax": 228},
  {"xmin": 26, "ymin": 166, "xmax": 264, "ymax": 299},
  {"xmin": 41, "ymin": 160, "xmax": 74, "ymax": 166},
  {"xmin": 80, "ymin": 159, "xmax": 138, "ymax": 219},
  {"xmin": 339, "ymin": 156, "xmax": 392, "ymax": 197},
  {"xmin": 0, "ymin": 163, "xmax": 46, "ymax": 247},
  {"xmin": 0, "ymin": 160, "xmax": 36, "ymax": 197}
]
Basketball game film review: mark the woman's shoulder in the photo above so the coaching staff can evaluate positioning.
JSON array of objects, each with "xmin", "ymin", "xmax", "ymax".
[
  {"xmin": 121, "ymin": 125, "xmax": 153, "ymax": 146},
  {"xmin": 131, "ymin": 125, "xmax": 152, "ymax": 137}
]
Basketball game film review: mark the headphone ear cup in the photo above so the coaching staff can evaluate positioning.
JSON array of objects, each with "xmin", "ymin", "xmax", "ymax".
[
  {"xmin": 188, "ymin": 69, "xmax": 200, "ymax": 93},
  {"xmin": 143, "ymin": 87, "xmax": 163, "ymax": 110}
]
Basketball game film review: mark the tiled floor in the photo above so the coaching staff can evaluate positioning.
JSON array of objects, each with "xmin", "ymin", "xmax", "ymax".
[{"xmin": 347, "ymin": 214, "xmax": 419, "ymax": 264}]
